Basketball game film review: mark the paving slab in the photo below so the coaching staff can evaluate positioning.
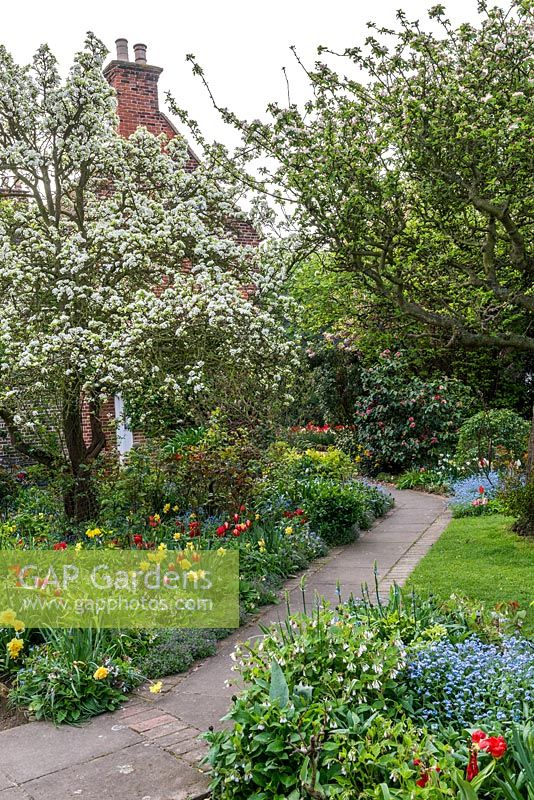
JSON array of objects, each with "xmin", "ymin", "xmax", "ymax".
[
  {"xmin": 0, "ymin": 714, "xmax": 141, "ymax": 783},
  {"xmin": 0, "ymin": 776, "xmax": 14, "ymax": 793},
  {"xmin": 22, "ymin": 742, "xmax": 209, "ymax": 800},
  {"xmin": 0, "ymin": 789, "xmax": 29, "ymax": 800}
]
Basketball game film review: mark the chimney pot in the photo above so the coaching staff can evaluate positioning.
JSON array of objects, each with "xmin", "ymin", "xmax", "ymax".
[
  {"xmin": 115, "ymin": 38, "xmax": 129, "ymax": 61},
  {"xmin": 133, "ymin": 43, "xmax": 147, "ymax": 65}
]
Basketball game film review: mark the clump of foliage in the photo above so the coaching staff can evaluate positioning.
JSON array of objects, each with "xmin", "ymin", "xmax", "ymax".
[
  {"xmin": 163, "ymin": 412, "xmax": 263, "ymax": 514},
  {"xmin": 395, "ymin": 468, "xmax": 450, "ymax": 494},
  {"xmin": 501, "ymin": 478, "xmax": 534, "ymax": 538},
  {"xmin": 298, "ymin": 479, "xmax": 393, "ymax": 545},
  {"xmin": 136, "ymin": 628, "xmax": 223, "ymax": 679},
  {"xmin": 456, "ymin": 410, "xmax": 530, "ymax": 473},
  {"xmin": 0, "ymin": 467, "xmax": 20, "ymax": 513},
  {"xmin": 354, "ymin": 352, "xmax": 472, "ymax": 474},
  {"xmin": 260, "ymin": 442, "xmax": 354, "ymax": 493},
  {"xmin": 204, "ymin": 589, "xmax": 534, "ymax": 799},
  {"xmin": 10, "ymin": 628, "xmax": 142, "ymax": 724}
]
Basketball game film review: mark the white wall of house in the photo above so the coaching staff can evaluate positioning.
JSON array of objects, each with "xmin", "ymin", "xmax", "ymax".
[{"xmin": 114, "ymin": 394, "xmax": 134, "ymax": 456}]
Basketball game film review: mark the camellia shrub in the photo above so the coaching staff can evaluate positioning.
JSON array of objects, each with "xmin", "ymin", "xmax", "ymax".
[
  {"xmin": 455, "ymin": 409, "xmax": 530, "ymax": 473},
  {"xmin": 354, "ymin": 351, "xmax": 473, "ymax": 474}
]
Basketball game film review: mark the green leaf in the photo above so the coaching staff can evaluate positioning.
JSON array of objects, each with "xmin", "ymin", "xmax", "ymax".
[{"xmin": 269, "ymin": 660, "xmax": 289, "ymax": 707}]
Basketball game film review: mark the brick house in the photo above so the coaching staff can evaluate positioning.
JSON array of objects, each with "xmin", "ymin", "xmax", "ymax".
[{"xmin": 0, "ymin": 39, "xmax": 260, "ymax": 468}]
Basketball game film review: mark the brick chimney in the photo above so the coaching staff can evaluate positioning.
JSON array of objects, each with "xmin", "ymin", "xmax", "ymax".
[{"xmin": 104, "ymin": 38, "xmax": 172, "ymax": 139}]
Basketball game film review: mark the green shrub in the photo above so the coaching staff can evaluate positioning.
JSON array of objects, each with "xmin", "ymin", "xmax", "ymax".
[
  {"xmin": 10, "ymin": 628, "xmax": 142, "ymax": 724},
  {"xmin": 298, "ymin": 479, "xmax": 392, "ymax": 545},
  {"xmin": 456, "ymin": 409, "xmax": 530, "ymax": 472},
  {"xmin": 263, "ymin": 442, "xmax": 354, "ymax": 490},
  {"xmin": 354, "ymin": 351, "xmax": 473, "ymax": 474},
  {"xmin": 163, "ymin": 411, "xmax": 260, "ymax": 514},
  {"xmin": 500, "ymin": 477, "xmax": 534, "ymax": 537}
]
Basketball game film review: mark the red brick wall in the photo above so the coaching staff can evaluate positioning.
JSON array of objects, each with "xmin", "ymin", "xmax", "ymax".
[
  {"xmin": 103, "ymin": 59, "xmax": 200, "ymax": 172},
  {"xmin": 102, "ymin": 54, "xmax": 261, "ymax": 244}
]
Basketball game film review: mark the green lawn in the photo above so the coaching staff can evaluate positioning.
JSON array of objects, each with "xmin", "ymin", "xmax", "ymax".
[{"xmin": 406, "ymin": 515, "xmax": 534, "ymax": 636}]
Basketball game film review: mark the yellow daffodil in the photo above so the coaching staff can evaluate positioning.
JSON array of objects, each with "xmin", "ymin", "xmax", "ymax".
[
  {"xmin": 163, "ymin": 503, "xmax": 171, "ymax": 514},
  {"xmin": 13, "ymin": 619, "xmax": 25, "ymax": 633},
  {"xmin": 139, "ymin": 560, "xmax": 150, "ymax": 571},
  {"xmin": 285, "ymin": 526, "xmax": 294, "ymax": 536},
  {"xmin": 6, "ymin": 638, "xmax": 24, "ymax": 659},
  {"xmin": 217, "ymin": 547, "xmax": 226, "ymax": 556},
  {"xmin": 255, "ymin": 513, "xmax": 261, "ymax": 521},
  {"xmin": 178, "ymin": 558, "xmax": 192, "ymax": 570},
  {"xmin": 173, "ymin": 532, "xmax": 182, "ymax": 541},
  {"xmin": 186, "ymin": 570, "xmax": 198, "ymax": 582},
  {"xmin": 157, "ymin": 542, "xmax": 167, "ymax": 552},
  {"xmin": 172, "ymin": 505, "xmax": 179, "ymax": 512},
  {"xmin": 74, "ymin": 542, "xmax": 83, "ymax": 552},
  {"xmin": 149, "ymin": 681, "xmax": 163, "ymax": 694},
  {"xmin": 93, "ymin": 666, "xmax": 109, "ymax": 680},
  {"xmin": 0, "ymin": 609, "xmax": 17, "ymax": 626},
  {"xmin": 85, "ymin": 527, "xmax": 102, "ymax": 539},
  {"xmin": 153, "ymin": 514, "xmax": 161, "ymax": 523}
]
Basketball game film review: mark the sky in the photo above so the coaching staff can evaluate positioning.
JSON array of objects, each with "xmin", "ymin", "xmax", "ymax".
[{"xmin": 2, "ymin": 0, "xmax": 489, "ymax": 149}]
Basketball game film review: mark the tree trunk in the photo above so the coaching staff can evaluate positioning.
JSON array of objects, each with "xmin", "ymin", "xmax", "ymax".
[
  {"xmin": 61, "ymin": 388, "xmax": 104, "ymax": 525},
  {"xmin": 511, "ymin": 402, "xmax": 534, "ymax": 537},
  {"xmin": 63, "ymin": 467, "xmax": 98, "ymax": 523}
]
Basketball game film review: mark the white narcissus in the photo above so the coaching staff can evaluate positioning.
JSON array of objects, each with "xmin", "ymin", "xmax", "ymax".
[{"xmin": 0, "ymin": 34, "xmax": 299, "ymax": 521}]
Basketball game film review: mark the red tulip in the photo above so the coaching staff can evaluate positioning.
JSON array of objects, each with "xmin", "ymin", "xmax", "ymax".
[
  {"xmin": 466, "ymin": 752, "xmax": 479, "ymax": 782},
  {"xmin": 480, "ymin": 736, "xmax": 507, "ymax": 759}
]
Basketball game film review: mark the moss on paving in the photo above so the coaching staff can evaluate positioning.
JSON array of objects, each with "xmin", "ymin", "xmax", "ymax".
[{"xmin": 405, "ymin": 515, "xmax": 534, "ymax": 636}]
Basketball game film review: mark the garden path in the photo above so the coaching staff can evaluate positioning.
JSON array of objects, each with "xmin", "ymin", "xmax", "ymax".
[{"xmin": 0, "ymin": 488, "xmax": 449, "ymax": 800}]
